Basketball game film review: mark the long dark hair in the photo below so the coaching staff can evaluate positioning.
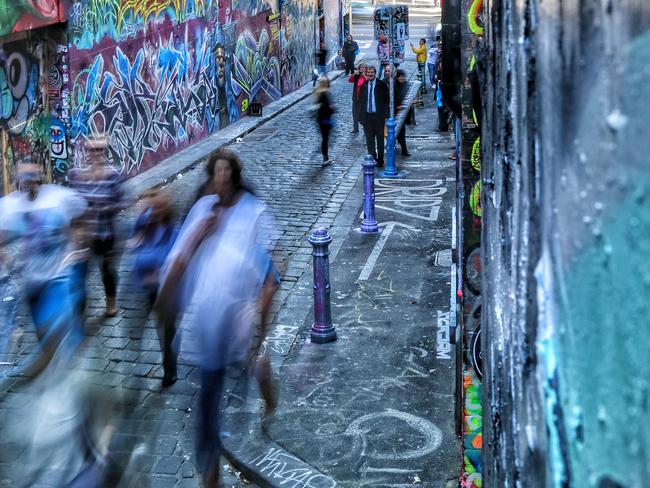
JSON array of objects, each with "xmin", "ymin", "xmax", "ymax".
[{"xmin": 195, "ymin": 148, "xmax": 254, "ymax": 202}]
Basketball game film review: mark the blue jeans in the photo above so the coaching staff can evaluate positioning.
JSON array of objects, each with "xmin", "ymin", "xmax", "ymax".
[{"xmin": 427, "ymin": 63, "xmax": 436, "ymax": 88}]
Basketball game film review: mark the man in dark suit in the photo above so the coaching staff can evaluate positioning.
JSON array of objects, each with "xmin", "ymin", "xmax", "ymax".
[{"xmin": 358, "ymin": 65, "xmax": 390, "ymax": 167}]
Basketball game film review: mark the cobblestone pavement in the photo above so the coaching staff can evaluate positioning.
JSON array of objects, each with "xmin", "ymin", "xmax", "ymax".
[{"xmin": 0, "ymin": 66, "xmax": 399, "ymax": 487}]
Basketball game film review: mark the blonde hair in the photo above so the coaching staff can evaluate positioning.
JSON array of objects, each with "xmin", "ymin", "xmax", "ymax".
[{"xmin": 313, "ymin": 76, "xmax": 330, "ymax": 97}]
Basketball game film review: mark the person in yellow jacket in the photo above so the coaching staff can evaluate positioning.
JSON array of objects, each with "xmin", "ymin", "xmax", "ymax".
[{"xmin": 411, "ymin": 38, "xmax": 428, "ymax": 93}]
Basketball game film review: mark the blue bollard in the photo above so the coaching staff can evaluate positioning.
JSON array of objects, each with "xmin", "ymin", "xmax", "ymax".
[
  {"xmin": 309, "ymin": 228, "xmax": 336, "ymax": 344},
  {"xmin": 381, "ymin": 117, "xmax": 403, "ymax": 178},
  {"xmin": 361, "ymin": 155, "xmax": 379, "ymax": 233}
]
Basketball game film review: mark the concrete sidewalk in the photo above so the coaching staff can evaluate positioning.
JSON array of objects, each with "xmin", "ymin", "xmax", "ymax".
[{"xmin": 221, "ymin": 88, "xmax": 460, "ymax": 487}]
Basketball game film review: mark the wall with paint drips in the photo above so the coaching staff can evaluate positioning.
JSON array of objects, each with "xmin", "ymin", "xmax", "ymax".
[{"xmin": 479, "ymin": 0, "xmax": 650, "ymax": 486}]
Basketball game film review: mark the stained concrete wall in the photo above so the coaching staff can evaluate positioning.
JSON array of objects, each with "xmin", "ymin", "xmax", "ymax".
[{"xmin": 480, "ymin": 0, "xmax": 650, "ymax": 486}]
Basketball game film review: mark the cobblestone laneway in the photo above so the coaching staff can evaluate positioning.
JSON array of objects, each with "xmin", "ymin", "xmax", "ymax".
[{"xmin": 0, "ymin": 70, "xmax": 389, "ymax": 487}]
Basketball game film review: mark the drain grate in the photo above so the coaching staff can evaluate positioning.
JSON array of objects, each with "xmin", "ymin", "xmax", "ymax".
[{"xmin": 245, "ymin": 127, "xmax": 278, "ymax": 142}]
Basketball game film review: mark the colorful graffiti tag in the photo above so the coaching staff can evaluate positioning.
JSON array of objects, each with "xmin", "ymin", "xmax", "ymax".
[
  {"xmin": 68, "ymin": 0, "xmax": 217, "ymax": 49},
  {"xmin": 70, "ymin": 21, "xmax": 238, "ymax": 174},
  {"xmin": 0, "ymin": 43, "xmax": 49, "ymax": 185},
  {"xmin": 232, "ymin": 18, "xmax": 282, "ymax": 113},
  {"xmin": 0, "ymin": 0, "xmax": 64, "ymax": 37}
]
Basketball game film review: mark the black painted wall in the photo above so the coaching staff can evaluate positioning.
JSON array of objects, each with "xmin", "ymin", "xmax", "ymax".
[{"xmin": 480, "ymin": 0, "xmax": 650, "ymax": 486}]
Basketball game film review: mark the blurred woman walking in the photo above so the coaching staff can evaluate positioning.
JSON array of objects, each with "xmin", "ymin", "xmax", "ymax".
[{"xmin": 313, "ymin": 76, "xmax": 335, "ymax": 166}]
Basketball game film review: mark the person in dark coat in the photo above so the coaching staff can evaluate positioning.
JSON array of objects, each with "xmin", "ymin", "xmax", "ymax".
[
  {"xmin": 358, "ymin": 65, "xmax": 390, "ymax": 167},
  {"xmin": 394, "ymin": 69, "xmax": 411, "ymax": 156},
  {"xmin": 342, "ymin": 34, "xmax": 359, "ymax": 75},
  {"xmin": 314, "ymin": 76, "xmax": 335, "ymax": 165}
]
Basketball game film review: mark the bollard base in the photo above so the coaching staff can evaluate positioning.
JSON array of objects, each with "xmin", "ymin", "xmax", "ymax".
[
  {"xmin": 379, "ymin": 169, "xmax": 405, "ymax": 178},
  {"xmin": 311, "ymin": 324, "xmax": 337, "ymax": 344},
  {"xmin": 360, "ymin": 224, "xmax": 379, "ymax": 234}
]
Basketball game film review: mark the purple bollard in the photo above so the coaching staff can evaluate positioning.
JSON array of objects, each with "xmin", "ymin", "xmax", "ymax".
[
  {"xmin": 361, "ymin": 155, "xmax": 379, "ymax": 233},
  {"xmin": 309, "ymin": 228, "xmax": 336, "ymax": 344}
]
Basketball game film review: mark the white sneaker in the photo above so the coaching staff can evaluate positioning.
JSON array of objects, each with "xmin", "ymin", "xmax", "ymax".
[{"xmin": 322, "ymin": 158, "xmax": 333, "ymax": 166}]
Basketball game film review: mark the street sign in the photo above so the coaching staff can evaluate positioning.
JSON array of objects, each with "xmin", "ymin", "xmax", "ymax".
[
  {"xmin": 373, "ymin": 6, "xmax": 409, "ymax": 41},
  {"xmin": 373, "ymin": 6, "xmax": 409, "ymax": 63}
]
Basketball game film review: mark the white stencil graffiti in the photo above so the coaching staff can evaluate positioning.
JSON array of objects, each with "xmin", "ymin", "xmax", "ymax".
[{"xmin": 375, "ymin": 178, "xmax": 448, "ymax": 222}]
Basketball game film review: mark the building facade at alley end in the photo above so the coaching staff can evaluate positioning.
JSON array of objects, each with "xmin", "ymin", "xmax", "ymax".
[{"xmin": 0, "ymin": 0, "xmax": 350, "ymax": 193}]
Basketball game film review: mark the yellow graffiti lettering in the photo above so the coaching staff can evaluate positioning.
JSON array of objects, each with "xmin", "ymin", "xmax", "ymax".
[
  {"xmin": 117, "ymin": 0, "xmax": 206, "ymax": 29},
  {"xmin": 468, "ymin": 0, "xmax": 484, "ymax": 37},
  {"xmin": 242, "ymin": 98, "xmax": 249, "ymax": 112},
  {"xmin": 471, "ymin": 136, "xmax": 481, "ymax": 171},
  {"xmin": 470, "ymin": 180, "xmax": 482, "ymax": 218}
]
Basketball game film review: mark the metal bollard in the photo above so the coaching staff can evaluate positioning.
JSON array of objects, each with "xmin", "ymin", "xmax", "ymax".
[
  {"xmin": 381, "ymin": 117, "xmax": 403, "ymax": 178},
  {"xmin": 309, "ymin": 228, "xmax": 336, "ymax": 344},
  {"xmin": 361, "ymin": 155, "xmax": 379, "ymax": 233}
]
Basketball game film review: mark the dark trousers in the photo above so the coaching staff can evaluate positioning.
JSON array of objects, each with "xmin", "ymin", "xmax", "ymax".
[
  {"xmin": 197, "ymin": 368, "xmax": 226, "ymax": 477},
  {"xmin": 91, "ymin": 238, "xmax": 118, "ymax": 297},
  {"xmin": 352, "ymin": 100, "xmax": 360, "ymax": 131},
  {"xmin": 418, "ymin": 62, "xmax": 427, "ymax": 93},
  {"xmin": 344, "ymin": 58, "xmax": 355, "ymax": 74},
  {"xmin": 363, "ymin": 115, "xmax": 385, "ymax": 164},
  {"xmin": 157, "ymin": 306, "xmax": 178, "ymax": 378},
  {"xmin": 318, "ymin": 122, "xmax": 331, "ymax": 160},
  {"xmin": 437, "ymin": 105, "xmax": 449, "ymax": 131}
]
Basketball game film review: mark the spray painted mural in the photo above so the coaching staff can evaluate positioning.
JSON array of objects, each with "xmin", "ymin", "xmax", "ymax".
[
  {"xmin": 0, "ymin": 0, "xmax": 65, "ymax": 37},
  {"xmin": 0, "ymin": 39, "xmax": 50, "ymax": 191},
  {"xmin": 67, "ymin": 0, "xmax": 317, "ymax": 177},
  {"xmin": 280, "ymin": 0, "xmax": 316, "ymax": 94}
]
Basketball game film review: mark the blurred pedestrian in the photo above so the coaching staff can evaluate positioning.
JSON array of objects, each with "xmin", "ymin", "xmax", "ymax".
[
  {"xmin": 129, "ymin": 190, "xmax": 178, "ymax": 305},
  {"xmin": 313, "ymin": 42, "xmax": 328, "ymax": 86},
  {"xmin": 394, "ymin": 69, "xmax": 411, "ymax": 156},
  {"xmin": 427, "ymin": 36, "xmax": 441, "ymax": 90},
  {"xmin": 126, "ymin": 190, "xmax": 179, "ymax": 386},
  {"xmin": 342, "ymin": 34, "xmax": 359, "ymax": 75},
  {"xmin": 358, "ymin": 65, "xmax": 389, "ymax": 167},
  {"xmin": 0, "ymin": 162, "xmax": 87, "ymax": 375},
  {"xmin": 411, "ymin": 38, "xmax": 428, "ymax": 93},
  {"xmin": 377, "ymin": 36, "xmax": 389, "ymax": 79},
  {"xmin": 313, "ymin": 76, "xmax": 335, "ymax": 166},
  {"xmin": 335, "ymin": 49, "xmax": 346, "ymax": 70},
  {"xmin": 69, "ymin": 135, "xmax": 124, "ymax": 317},
  {"xmin": 155, "ymin": 149, "xmax": 279, "ymax": 486},
  {"xmin": 435, "ymin": 61, "xmax": 450, "ymax": 133},
  {"xmin": 348, "ymin": 63, "xmax": 366, "ymax": 134}
]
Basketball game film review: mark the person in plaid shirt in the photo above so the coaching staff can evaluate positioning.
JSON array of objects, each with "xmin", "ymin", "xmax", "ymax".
[{"xmin": 69, "ymin": 136, "xmax": 125, "ymax": 317}]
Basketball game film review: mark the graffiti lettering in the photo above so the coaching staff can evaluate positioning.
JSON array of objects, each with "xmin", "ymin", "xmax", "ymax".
[
  {"xmin": 251, "ymin": 448, "xmax": 338, "ymax": 488},
  {"xmin": 436, "ymin": 310, "xmax": 451, "ymax": 360},
  {"xmin": 71, "ymin": 26, "xmax": 234, "ymax": 174}
]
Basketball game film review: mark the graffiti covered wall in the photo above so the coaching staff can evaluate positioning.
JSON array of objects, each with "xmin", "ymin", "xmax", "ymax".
[
  {"xmin": 67, "ymin": 0, "xmax": 316, "ymax": 177},
  {"xmin": 0, "ymin": 0, "xmax": 66, "ymax": 37},
  {"xmin": 0, "ymin": 33, "xmax": 69, "ymax": 192},
  {"xmin": 280, "ymin": 0, "xmax": 316, "ymax": 94}
]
